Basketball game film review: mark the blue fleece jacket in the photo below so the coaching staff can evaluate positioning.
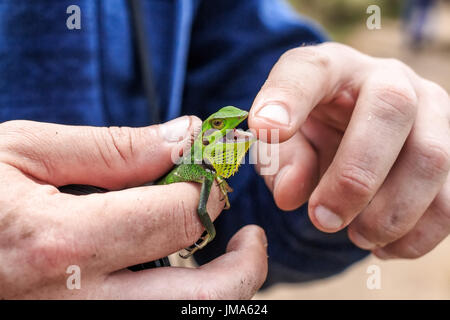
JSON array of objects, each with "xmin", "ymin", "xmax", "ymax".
[{"xmin": 0, "ymin": 0, "xmax": 368, "ymax": 287}]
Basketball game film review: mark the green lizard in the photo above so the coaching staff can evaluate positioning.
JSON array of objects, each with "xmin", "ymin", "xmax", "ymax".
[{"xmin": 157, "ymin": 106, "xmax": 255, "ymax": 258}]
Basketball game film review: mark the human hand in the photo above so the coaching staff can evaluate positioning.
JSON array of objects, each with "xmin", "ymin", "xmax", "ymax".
[
  {"xmin": 0, "ymin": 118, "xmax": 267, "ymax": 299},
  {"xmin": 249, "ymin": 42, "xmax": 449, "ymax": 259}
]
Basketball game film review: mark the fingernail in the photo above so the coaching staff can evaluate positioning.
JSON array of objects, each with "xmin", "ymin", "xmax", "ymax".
[
  {"xmin": 256, "ymin": 104, "xmax": 290, "ymax": 125},
  {"xmin": 159, "ymin": 116, "xmax": 190, "ymax": 142},
  {"xmin": 314, "ymin": 205, "xmax": 343, "ymax": 230},
  {"xmin": 351, "ymin": 231, "xmax": 376, "ymax": 250}
]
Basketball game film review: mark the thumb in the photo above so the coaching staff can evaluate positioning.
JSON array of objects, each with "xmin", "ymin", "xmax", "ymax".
[{"xmin": 0, "ymin": 116, "xmax": 201, "ymax": 189}]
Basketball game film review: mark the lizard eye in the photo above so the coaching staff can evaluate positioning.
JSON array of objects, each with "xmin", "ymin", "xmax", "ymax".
[{"xmin": 211, "ymin": 119, "xmax": 224, "ymax": 129}]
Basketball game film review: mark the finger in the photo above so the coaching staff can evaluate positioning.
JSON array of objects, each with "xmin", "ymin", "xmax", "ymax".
[
  {"xmin": 44, "ymin": 178, "xmax": 226, "ymax": 275},
  {"xmin": 308, "ymin": 66, "xmax": 418, "ymax": 232},
  {"xmin": 0, "ymin": 116, "xmax": 201, "ymax": 189},
  {"xmin": 348, "ymin": 80, "xmax": 450, "ymax": 249},
  {"xmin": 248, "ymin": 42, "xmax": 367, "ymax": 143},
  {"xmin": 102, "ymin": 225, "xmax": 268, "ymax": 299},
  {"xmin": 255, "ymin": 131, "xmax": 318, "ymax": 211},
  {"xmin": 373, "ymin": 175, "xmax": 450, "ymax": 259},
  {"xmin": 300, "ymin": 115, "xmax": 343, "ymax": 178}
]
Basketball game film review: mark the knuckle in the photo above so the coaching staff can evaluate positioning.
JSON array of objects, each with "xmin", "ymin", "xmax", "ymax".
[
  {"xmin": 410, "ymin": 138, "xmax": 450, "ymax": 179},
  {"xmin": 355, "ymin": 212, "xmax": 408, "ymax": 245},
  {"xmin": 370, "ymin": 83, "xmax": 418, "ymax": 124},
  {"xmin": 25, "ymin": 230, "xmax": 79, "ymax": 280},
  {"xmin": 373, "ymin": 214, "xmax": 409, "ymax": 243},
  {"xmin": 336, "ymin": 162, "xmax": 378, "ymax": 199},
  {"xmin": 17, "ymin": 202, "xmax": 89, "ymax": 281}
]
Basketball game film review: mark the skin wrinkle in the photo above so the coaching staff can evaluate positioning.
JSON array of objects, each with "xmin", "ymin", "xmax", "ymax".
[
  {"xmin": 369, "ymin": 86, "xmax": 418, "ymax": 128},
  {"xmin": 107, "ymin": 127, "xmax": 129, "ymax": 164},
  {"xmin": 92, "ymin": 128, "xmax": 115, "ymax": 171},
  {"xmin": 337, "ymin": 159, "xmax": 379, "ymax": 198},
  {"xmin": 128, "ymin": 127, "xmax": 135, "ymax": 161},
  {"xmin": 180, "ymin": 198, "xmax": 197, "ymax": 247}
]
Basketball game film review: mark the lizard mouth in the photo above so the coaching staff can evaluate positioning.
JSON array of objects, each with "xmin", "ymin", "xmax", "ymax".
[{"xmin": 222, "ymin": 128, "xmax": 256, "ymax": 143}]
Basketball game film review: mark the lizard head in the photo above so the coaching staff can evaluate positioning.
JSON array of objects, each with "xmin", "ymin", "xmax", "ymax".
[
  {"xmin": 201, "ymin": 106, "xmax": 256, "ymax": 178},
  {"xmin": 202, "ymin": 105, "xmax": 248, "ymax": 139}
]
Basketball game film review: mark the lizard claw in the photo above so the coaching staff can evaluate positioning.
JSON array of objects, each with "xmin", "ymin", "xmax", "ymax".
[{"xmin": 179, "ymin": 232, "xmax": 211, "ymax": 259}]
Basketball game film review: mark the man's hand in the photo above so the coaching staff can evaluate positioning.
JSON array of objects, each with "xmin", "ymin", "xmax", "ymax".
[
  {"xmin": 249, "ymin": 42, "xmax": 449, "ymax": 260},
  {"xmin": 0, "ymin": 118, "xmax": 267, "ymax": 299}
]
